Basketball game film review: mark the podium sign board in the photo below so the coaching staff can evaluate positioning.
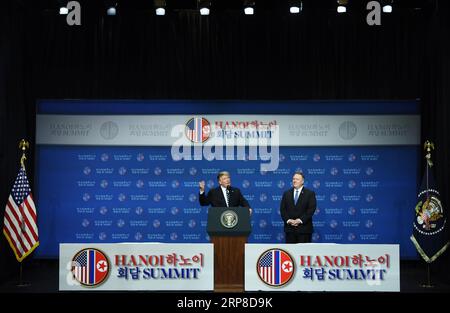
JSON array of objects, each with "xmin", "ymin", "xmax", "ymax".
[{"xmin": 207, "ymin": 207, "xmax": 251, "ymax": 237}]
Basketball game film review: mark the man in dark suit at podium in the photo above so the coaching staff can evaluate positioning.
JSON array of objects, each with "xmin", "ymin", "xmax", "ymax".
[
  {"xmin": 199, "ymin": 171, "xmax": 252, "ymax": 215},
  {"xmin": 280, "ymin": 171, "xmax": 317, "ymax": 243}
]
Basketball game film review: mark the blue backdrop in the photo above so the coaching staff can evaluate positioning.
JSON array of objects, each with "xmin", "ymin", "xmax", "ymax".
[{"xmin": 35, "ymin": 100, "xmax": 420, "ymax": 259}]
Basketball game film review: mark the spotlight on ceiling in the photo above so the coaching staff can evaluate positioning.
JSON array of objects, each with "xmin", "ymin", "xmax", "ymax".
[
  {"xmin": 337, "ymin": 0, "xmax": 348, "ymax": 13},
  {"xmin": 289, "ymin": 0, "xmax": 303, "ymax": 14},
  {"xmin": 105, "ymin": 1, "xmax": 117, "ymax": 16},
  {"xmin": 198, "ymin": 0, "xmax": 211, "ymax": 16},
  {"xmin": 383, "ymin": 0, "xmax": 393, "ymax": 13},
  {"xmin": 243, "ymin": 0, "xmax": 255, "ymax": 15},
  {"xmin": 59, "ymin": 7, "xmax": 69, "ymax": 15},
  {"xmin": 154, "ymin": 0, "xmax": 166, "ymax": 16}
]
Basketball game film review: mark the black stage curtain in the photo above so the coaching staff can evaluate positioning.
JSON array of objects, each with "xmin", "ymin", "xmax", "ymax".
[{"xmin": 1, "ymin": 0, "xmax": 449, "ymax": 284}]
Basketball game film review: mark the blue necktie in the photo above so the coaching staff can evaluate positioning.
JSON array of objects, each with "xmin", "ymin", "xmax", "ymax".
[{"xmin": 294, "ymin": 189, "xmax": 299, "ymax": 205}]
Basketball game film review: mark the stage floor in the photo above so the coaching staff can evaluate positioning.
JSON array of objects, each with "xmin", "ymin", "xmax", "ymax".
[{"xmin": 0, "ymin": 259, "xmax": 448, "ymax": 293}]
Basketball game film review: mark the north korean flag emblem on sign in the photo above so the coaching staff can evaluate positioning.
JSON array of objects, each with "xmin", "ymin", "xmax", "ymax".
[
  {"xmin": 71, "ymin": 248, "xmax": 110, "ymax": 287},
  {"xmin": 257, "ymin": 249, "xmax": 294, "ymax": 287},
  {"xmin": 185, "ymin": 117, "xmax": 211, "ymax": 143}
]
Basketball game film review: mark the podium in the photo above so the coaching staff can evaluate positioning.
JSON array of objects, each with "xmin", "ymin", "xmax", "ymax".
[{"xmin": 207, "ymin": 207, "xmax": 251, "ymax": 292}]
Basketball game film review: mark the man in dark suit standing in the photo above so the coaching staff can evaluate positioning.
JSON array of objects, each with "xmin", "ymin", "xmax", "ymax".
[
  {"xmin": 199, "ymin": 171, "xmax": 252, "ymax": 215},
  {"xmin": 280, "ymin": 172, "xmax": 317, "ymax": 243}
]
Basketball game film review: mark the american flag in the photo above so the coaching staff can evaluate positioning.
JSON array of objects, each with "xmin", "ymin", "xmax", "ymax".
[
  {"xmin": 185, "ymin": 117, "xmax": 209, "ymax": 143},
  {"xmin": 257, "ymin": 249, "xmax": 294, "ymax": 286},
  {"xmin": 3, "ymin": 166, "xmax": 39, "ymax": 262},
  {"xmin": 72, "ymin": 249, "xmax": 109, "ymax": 286}
]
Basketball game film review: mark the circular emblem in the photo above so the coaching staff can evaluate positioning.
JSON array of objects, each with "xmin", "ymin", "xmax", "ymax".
[
  {"xmin": 100, "ymin": 121, "xmax": 119, "ymax": 140},
  {"xmin": 185, "ymin": 117, "xmax": 211, "ymax": 143},
  {"xmin": 415, "ymin": 195, "xmax": 445, "ymax": 232},
  {"xmin": 339, "ymin": 121, "xmax": 357, "ymax": 140},
  {"xmin": 220, "ymin": 210, "xmax": 238, "ymax": 229},
  {"xmin": 257, "ymin": 249, "xmax": 295, "ymax": 287},
  {"xmin": 71, "ymin": 248, "xmax": 110, "ymax": 287}
]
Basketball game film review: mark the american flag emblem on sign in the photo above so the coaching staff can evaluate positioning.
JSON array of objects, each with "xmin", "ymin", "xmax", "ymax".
[
  {"xmin": 185, "ymin": 117, "xmax": 211, "ymax": 143},
  {"xmin": 71, "ymin": 248, "xmax": 110, "ymax": 287},
  {"xmin": 257, "ymin": 249, "xmax": 294, "ymax": 287}
]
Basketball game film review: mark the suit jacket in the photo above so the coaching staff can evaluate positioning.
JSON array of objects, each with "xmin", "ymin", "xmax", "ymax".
[
  {"xmin": 199, "ymin": 186, "xmax": 250, "ymax": 208},
  {"xmin": 280, "ymin": 187, "xmax": 317, "ymax": 234}
]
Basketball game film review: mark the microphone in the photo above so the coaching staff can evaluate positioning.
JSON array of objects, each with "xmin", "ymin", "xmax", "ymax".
[{"xmin": 226, "ymin": 185, "xmax": 232, "ymax": 191}]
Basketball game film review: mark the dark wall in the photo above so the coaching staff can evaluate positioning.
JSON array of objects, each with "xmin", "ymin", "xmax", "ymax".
[{"xmin": 1, "ymin": 0, "xmax": 449, "ymax": 283}]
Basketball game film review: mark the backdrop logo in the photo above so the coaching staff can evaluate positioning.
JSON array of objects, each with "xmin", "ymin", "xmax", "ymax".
[
  {"xmin": 188, "ymin": 219, "xmax": 196, "ymax": 228},
  {"xmin": 259, "ymin": 219, "xmax": 267, "ymax": 229},
  {"xmin": 172, "ymin": 180, "xmax": 180, "ymax": 188},
  {"xmin": 154, "ymin": 167, "xmax": 162, "ymax": 175},
  {"xmin": 185, "ymin": 117, "xmax": 211, "ymax": 143},
  {"xmin": 171, "ymin": 207, "xmax": 179, "ymax": 215},
  {"xmin": 101, "ymin": 153, "xmax": 109, "ymax": 162},
  {"xmin": 136, "ymin": 153, "xmax": 145, "ymax": 161},
  {"xmin": 135, "ymin": 232, "xmax": 143, "ymax": 240},
  {"xmin": 99, "ymin": 206, "xmax": 108, "ymax": 215},
  {"xmin": 71, "ymin": 248, "xmax": 110, "ymax": 287},
  {"xmin": 312, "ymin": 233, "xmax": 320, "ymax": 241},
  {"xmin": 348, "ymin": 207, "xmax": 357, "ymax": 215},
  {"xmin": 118, "ymin": 166, "xmax": 127, "ymax": 175},
  {"xmin": 257, "ymin": 249, "xmax": 294, "ymax": 287},
  {"xmin": 330, "ymin": 193, "xmax": 338, "ymax": 202},
  {"xmin": 276, "ymin": 233, "xmax": 284, "ymax": 241},
  {"xmin": 329, "ymin": 219, "xmax": 338, "ymax": 229},
  {"xmin": 339, "ymin": 121, "xmax": 357, "ymax": 140},
  {"xmin": 118, "ymin": 193, "xmax": 126, "ymax": 202},
  {"xmin": 189, "ymin": 193, "xmax": 197, "ymax": 202},
  {"xmin": 83, "ymin": 166, "xmax": 91, "ymax": 175},
  {"xmin": 117, "ymin": 219, "xmax": 125, "ymax": 227},
  {"xmin": 260, "ymin": 193, "xmax": 268, "ymax": 202},
  {"xmin": 348, "ymin": 180, "xmax": 356, "ymax": 189},
  {"xmin": 135, "ymin": 206, "xmax": 143, "ymax": 215},
  {"xmin": 348, "ymin": 153, "xmax": 357, "ymax": 162},
  {"xmin": 189, "ymin": 167, "xmax": 197, "ymax": 176},
  {"xmin": 100, "ymin": 121, "xmax": 119, "ymax": 140},
  {"xmin": 348, "ymin": 233, "xmax": 356, "ymax": 241},
  {"xmin": 83, "ymin": 193, "xmax": 90, "ymax": 202},
  {"xmin": 330, "ymin": 167, "xmax": 339, "ymax": 176},
  {"xmin": 100, "ymin": 179, "xmax": 108, "ymax": 188}
]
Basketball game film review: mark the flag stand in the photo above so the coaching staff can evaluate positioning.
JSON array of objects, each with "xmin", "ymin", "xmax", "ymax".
[
  {"xmin": 16, "ymin": 262, "xmax": 31, "ymax": 287},
  {"xmin": 420, "ymin": 263, "xmax": 434, "ymax": 288}
]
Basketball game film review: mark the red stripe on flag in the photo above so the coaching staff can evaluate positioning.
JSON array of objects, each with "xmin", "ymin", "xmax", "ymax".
[
  {"xmin": 24, "ymin": 195, "xmax": 37, "ymax": 222},
  {"xmin": 23, "ymin": 199, "xmax": 39, "ymax": 242},
  {"xmin": 3, "ymin": 224, "xmax": 23, "ymax": 258},
  {"xmin": 3, "ymin": 211, "xmax": 26, "ymax": 256}
]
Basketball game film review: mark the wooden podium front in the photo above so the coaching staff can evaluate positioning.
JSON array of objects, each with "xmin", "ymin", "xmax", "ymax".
[
  {"xmin": 207, "ymin": 207, "xmax": 251, "ymax": 293},
  {"xmin": 210, "ymin": 236, "xmax": 247, "ymax": 292}
]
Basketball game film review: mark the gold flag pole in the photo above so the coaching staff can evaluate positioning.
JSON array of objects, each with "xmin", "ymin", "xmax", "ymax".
[
  {"xmin": 420, "ymin": 140, "xmax": 434, "ymax": 288},
  {"xmin": 17, "ymin": 139, "xmax": 31, "ymax": 288}
]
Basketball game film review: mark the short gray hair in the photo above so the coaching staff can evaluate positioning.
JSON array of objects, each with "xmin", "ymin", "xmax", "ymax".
[{"xmin": 293, "ymin": 171, "xmax": 305, "ymax": 179}]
